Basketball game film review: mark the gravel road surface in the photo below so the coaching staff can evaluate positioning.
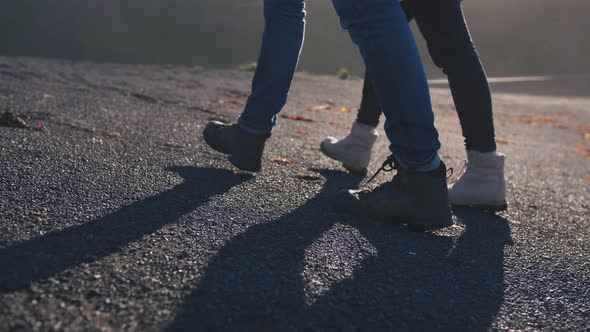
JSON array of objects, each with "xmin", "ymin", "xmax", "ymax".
[{"xmin": 1, "ymin": 57, "xmax": 589, "ymax": 331}]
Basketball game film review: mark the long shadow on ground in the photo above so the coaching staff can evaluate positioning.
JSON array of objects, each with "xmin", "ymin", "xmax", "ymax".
[
  {"xmin": 168, "ymin": 170, "xmax": 512, "ymax": 331},
  {"xmin": 0, "ymin": 167, "xmax": 252, "ymax": 294}
]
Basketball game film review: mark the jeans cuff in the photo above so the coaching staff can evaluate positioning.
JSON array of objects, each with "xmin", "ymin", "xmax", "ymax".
[{"xmin": 397, "ymin": 154, "xmax": 441, "ymax": 172}]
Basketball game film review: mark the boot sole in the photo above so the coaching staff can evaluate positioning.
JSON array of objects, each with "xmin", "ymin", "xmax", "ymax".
[
  {"xmin": 337, "ymin": 204, "xmax": 454, "ymax": 232},
  {"xmin": 451, "ymin": 202, "xmax": 508, "ymax": 213},
  {"xmin": 229, "ymin": 156, "xmax": 261, "ymax": 172},
  {"xmin": 364, "ymin": 214, "xmax": 453, "ymax": 232},
  {"xmin": 343, "ymin": 163, "xmax": 368, "ymax": 175},
  {"xmin": 204, "ymin": 124, "xmax": 262, "ymax": 172},
  {"xmin": 405, "ymin": 215, "xmax": 454, "ymax": 232},
  {"xmin": 320, "ymin": 142, "xmax": 368, "ymax": 175}
]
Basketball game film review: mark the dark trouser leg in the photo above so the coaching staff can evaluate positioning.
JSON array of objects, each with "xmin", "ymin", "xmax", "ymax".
[
  {"xmin": 414, "ymin": 0, "xmax": 496, "ymax": 152},
  {"xmin": 356, "ymin": 72, "xmax": 382, "ymax": 127}
]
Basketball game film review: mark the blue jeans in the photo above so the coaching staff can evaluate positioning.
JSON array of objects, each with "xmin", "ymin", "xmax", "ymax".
[
  {"xmin": 331, "ymin": 0, "xmax": 440, "ymax": 170},
  {"xmin": 239, "ymin": 0, "xmax": 440, "ymax": 170},
  {"xmin": 238, "ymin": 0, "xmax": 306, "ymax": 134}
]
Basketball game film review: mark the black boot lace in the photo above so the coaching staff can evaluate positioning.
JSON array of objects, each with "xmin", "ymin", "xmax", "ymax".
[
  {"xmin": 448, "ymin": 160, "xmax": 464, "ymax": 185},
  {"xmin": 365, "ymin": 155, "xmax": 455, "ymax": 186},
  {"xmin": 365, "ymin": 155, "xmax": 399, "ymax": 186}
]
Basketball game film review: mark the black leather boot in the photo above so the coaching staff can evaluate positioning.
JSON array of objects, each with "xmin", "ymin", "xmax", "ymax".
[
  {"xmin": 203, "ymin": 121, "xmax": 270, "ymax": 172},
  {"xmin": 334, "ymin": 156, "xmax": 453, "ymax": 231}
]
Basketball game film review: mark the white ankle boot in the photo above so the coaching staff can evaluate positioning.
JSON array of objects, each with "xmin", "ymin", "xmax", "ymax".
[
  {"xmin": 320, "ymin": 121, "xmax": 378, "ymax": 174},
  {"xmin": 448, "ymin": 150, "xmax": 507, "ymax": 211}
]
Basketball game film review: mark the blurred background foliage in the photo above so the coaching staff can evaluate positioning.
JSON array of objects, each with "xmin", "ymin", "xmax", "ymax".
[{"xmin": 1, "ymin": 0, "xmax": 589, "ymax": 78}]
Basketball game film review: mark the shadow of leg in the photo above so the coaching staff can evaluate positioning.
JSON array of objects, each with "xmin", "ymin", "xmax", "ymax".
[
  {"xmin": 442, "ymin": 207, "xmax": 512, "ymax": 330},
  {"xmin": 297, "ymin": 208, "xmax": 511, "ymax": 330},
  {"xmin": 166, "ymin": 173, "xmax": 512, "ymax": 331},
  {"xmin": 166, "ymin": 169, "xmax": 363, "ymax": 331},
  {"xmin": 0, "ymin": 167, "xmax": 252, "ymax": 294}
]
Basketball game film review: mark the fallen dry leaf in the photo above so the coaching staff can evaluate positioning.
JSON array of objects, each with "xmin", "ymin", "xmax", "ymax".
[
  {"xmin": 26, "ymin": 210, "xmax": 45, "ymax": 216},
  {"xmin": 281, "ymin": 115, "xmax": 313, "ymax": 122},
  {"xmin": 576, "ymin": 146, "xmax": 590, "ymax": 158},
  {"xmin": 552, "ymin": 123, "xmax": 568, "ymax": 129},
  {"xmin": 271, "ymin": 157, "xmax": 295, "ymax": 164},
  {"xmin": 340, "ymin": 107, "xmax": 353, "ymax": 113},
  {"xmin": 295, "ymin": 130, "xmax": 306, "ymax": 135},
  {"xmin": 0, "ymin": 111, "xmax": 29, "ymax": 129},
  {"xmin": 586, "ymin": 175, "xmax": 590, "ymax": 181},
  {"xmin": 577, "ymin": 123, "xmax": 590, "ymax": 135},
  {"xmin": 520, "ymin": 115, "xmax": 556, "ymax": 124},
  {"xmin": 585, "ymin": 133, "xmax": 590, "ymax": 141},
  {"xmin": 104, "ymin": 131, "xmax": 121, "ymax": 138},
  {"xmin": 208, "ymin": 99, "xmax": 223, "ymax": 106},
  {"xmin": 308, "ymin": 104, "xmax": 332, "ymax": 112},
  {"xmin": 208, "ymin": 98, "xmax": 244, "ymax": 107},
  {"xmin": 496, "ymin": 139, "xmax": 509, "ymax": 145}
]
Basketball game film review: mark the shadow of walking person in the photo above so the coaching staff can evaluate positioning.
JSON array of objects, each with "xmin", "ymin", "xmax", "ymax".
[
  {"xmin": 0, "ymin": 167, "xmax": 252, "ymax": 294},
  {"xmin": 166, "ymin": 169, "xmax": 364, "ymax": 331},
  {"xmin": 299, "ymin": 207, "xmax": 512, "ymax": 331},
  {"xmin": 167, "ymin": 173, "xmax": 511, "ymax": 331}
]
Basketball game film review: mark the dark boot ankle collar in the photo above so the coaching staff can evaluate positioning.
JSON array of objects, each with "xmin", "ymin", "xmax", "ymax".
[{"xmin": 237, "ymin": 123, "xmax": 272, "ymax": 138}]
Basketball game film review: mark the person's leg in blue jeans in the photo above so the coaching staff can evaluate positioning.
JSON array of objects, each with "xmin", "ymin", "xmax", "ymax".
[
  {"xmin": 319, "ymin": 1, "xmax": 414, "ymax": 175},
  {"xmin": 332, "ymin": 0, "xmax": 440, "ymax": 171},
  {"xmin": 203, "ymin": 0, "xmax": 306, "ymax": 171},
  {"xmin": 331, "ymin": 0, "xmax": 453, "ymax": 230},
  {"xmin": 238, "ymin": 0, "xmax": 307, "ymax": 134}
]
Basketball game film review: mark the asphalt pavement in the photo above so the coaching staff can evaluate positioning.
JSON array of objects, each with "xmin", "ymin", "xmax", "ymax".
[{"xmin": 0, "ymin": 57, "xmax": 589, "ymax": 331}]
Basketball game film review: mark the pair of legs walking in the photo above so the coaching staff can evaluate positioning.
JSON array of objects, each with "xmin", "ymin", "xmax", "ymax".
[
  {"xmin": 356, "ymin": 0, "xmax": 496, "ymax": 152},
  {"xmin": 204, "ymin": 0, "xmax": 504, "ymax": 231},
  {"xmin": 226, "ymin": 0, "xmax": 441, "ymax": 171},
  {"xmin": 321, "ymin": 0, "xmax": 506, "ymax": 210}
]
